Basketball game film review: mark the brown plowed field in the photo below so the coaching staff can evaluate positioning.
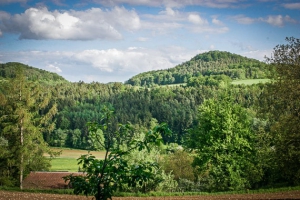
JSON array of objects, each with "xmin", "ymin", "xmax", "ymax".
[{"xmin": 1, "ymin": 190, "xmax": 300, "ymax": 200}]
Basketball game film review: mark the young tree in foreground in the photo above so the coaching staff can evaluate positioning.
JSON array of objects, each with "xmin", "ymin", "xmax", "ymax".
[
  {"xmin": 64, "ymin": 105, "xmax": 171, "ymax": 200},
  {"xmin": 185, "ymin": 91, "xmax": 262, "ymax": 191},
  {"xmin": 0, "ymin": 68, "xmax": 58, "ymax": 188},
  {"xmin": 259, "ymin": 37, "xmax": 300, "ymax": 185}
]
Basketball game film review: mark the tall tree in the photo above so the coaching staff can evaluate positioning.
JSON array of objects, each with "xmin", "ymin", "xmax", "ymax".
[
  {"xmin": 185, "ymin": 91, "xmax": 262, "ymax": 191},
  {"xmin": 0, "ymin": 68, "xmax": 57, "ymax": 189},
  {"xmin": 64, "ymin": 105, "xmax": 171, "ymax": 200},
  {"xmin": 259, "ymin": 37, "xmax": 300, "ymax": 185}
]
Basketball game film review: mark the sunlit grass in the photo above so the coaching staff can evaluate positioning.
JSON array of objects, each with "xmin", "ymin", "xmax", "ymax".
[
  {"xmin": 231, "ymin": 79, "xmax": 270, "ymax": 85},
  {"xmin": 49, "ymin": 157, "xmax": 79, "ymax": 172},
  {"xmin": 46, "ymin": 147, "xmax": 106, "ymax": 172},
  {"xmin": 45, "ymin": 147, "xmax": 106, "ymax": 158}
]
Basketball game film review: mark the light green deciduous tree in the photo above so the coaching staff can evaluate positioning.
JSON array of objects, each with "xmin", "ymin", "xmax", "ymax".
[{"xmin": 186, "ymin": 91, "xmax": 262, "ymax": 191}]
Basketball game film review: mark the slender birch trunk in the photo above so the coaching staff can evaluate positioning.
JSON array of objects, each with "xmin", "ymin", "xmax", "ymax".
[
  {"xmin": 19, "ymin": 83, "xmax": 23, "ymax": 190},
  {"xmin": 20, "ymin": 120, "xmax": 23, "ymax": 190}
]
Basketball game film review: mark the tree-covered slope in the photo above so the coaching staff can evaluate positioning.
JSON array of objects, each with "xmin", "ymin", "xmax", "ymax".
[
  {"xmin": 0, "ymin": 62, "xmax": 67, "ymax": 82},
  {"xmin": 0, "ymin": 53, "xmax": 268, "ymax": 147},
  {"xmin": 125, "ymin": 51, "xmax": 268, "ymax": 87}
]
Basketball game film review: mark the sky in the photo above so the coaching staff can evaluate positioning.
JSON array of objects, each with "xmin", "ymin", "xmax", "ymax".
[{"xmin": 0, "ymin": 0, "xmax": 299, "ymax": 83}]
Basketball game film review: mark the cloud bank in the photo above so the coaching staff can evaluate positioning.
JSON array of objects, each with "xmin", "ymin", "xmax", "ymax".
[
  {"xmin": 93, "ymin": 0, "xmax": 247, "ymax": 8},
  {"xmin": 0, "ymin": 6, "xmax": 140, "ymax": 40},
  {"xmin": 0, "ymin": 47, "xmax": 201, "ymax": 82},
  {"xmin": 231, "ymin": 14, "xmax": 297, "ymax": 27},
  {"xmin": 0, "ymin": 6, "xmax": 229, "ymax": 40}
]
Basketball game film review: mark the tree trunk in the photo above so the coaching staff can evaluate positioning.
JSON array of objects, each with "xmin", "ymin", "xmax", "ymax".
[{"xmin": 19, "ymin": 86, "xmax": 23, "ymax": 190}]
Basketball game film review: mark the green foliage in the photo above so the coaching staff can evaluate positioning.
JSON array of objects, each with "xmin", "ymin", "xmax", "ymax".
[
  {"xmin": 119, "ymin": 129, "xmax": 178, "ymax": 193},
  {"xmin": 185, "ymin": 91, "xmax": 262, "ymax": 191},
  {"xmin": 187, "ymin": 74, "xmax": 231, "ymax": 87},
  {"xmin": 0, "ymin": 68, "xmax": 59, "ymax": 188},
  {"xmin": 0, "ymin": 62, "xmax": 67, "ymax": 83},
  {"xmin": 258, "ymin": 37, "xmax": 300, "ymax": 185},
  {"xmin": 126, "ymin": 51, "xmax": 268, "ymax": 87},
  {"xmin": 161, "ymin": 150, "xmax": 196, "ymax": 182},
  {"xmin": 64, "ymin": 105, "xmax": 171, "ymax": 200},
  {"xmin": 1, "ymin": 47, "xmax": 299, "ymax": 193},
  {"xmin": 177, "ymin": 178, "xmax": 201, "ymax": 192},
  {"xmin": 0, "ymin": 61, "xmax": 266, "ymax": 148}
]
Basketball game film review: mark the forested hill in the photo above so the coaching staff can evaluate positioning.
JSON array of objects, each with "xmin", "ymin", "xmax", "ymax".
[
  {"xmin": 0, "ymin": 62, "xmax": 67, "ymax": 82},
  {"xmin": 125, "ymin": 51, "xmax": 268, "ymax": 87},
  {"xmin": 0, "ymin": 52, "xmax": 269, "ymax": 149}
]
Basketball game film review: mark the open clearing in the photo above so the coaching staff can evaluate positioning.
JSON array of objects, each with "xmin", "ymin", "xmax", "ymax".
[
  {"xmin": 46, "ymin": 148, "xmax": 106, "ymax": 172},
  {"xmin": 47, "ymin": 147, "xmax": 106, "ymax": 159},
  {"xmin": 1, "ymin": 190, "xmax": 300, "ymax": 200},
  {"xmin": 231, "ymin": 79, "xmax": 270, "ymax": 85}
]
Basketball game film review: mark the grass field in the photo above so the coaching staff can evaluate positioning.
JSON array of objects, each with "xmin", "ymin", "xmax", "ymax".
[
  {"xmin": 231, "ymin": 79, "xmax": 270, "ymax": 85},
  {"xmin": 49, "ymin": 158, "xmax": 79, "ymax": 172},
  {"xmin": 46, "ymin": 148, "xmax": 106, "ymax": 172}
]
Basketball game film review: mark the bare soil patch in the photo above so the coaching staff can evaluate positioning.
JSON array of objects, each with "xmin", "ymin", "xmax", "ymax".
[
  {"xmin": 23, "ymin": 172, "xmax": 83, "ymax": 189},
  {"xmin": 1, "ymin": 190, "xmax": 300, "ymax": 200}
]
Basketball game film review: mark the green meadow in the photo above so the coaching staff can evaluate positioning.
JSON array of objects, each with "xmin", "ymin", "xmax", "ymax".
[
  {"xmin": 47, "ymin": 148, "xmax": 105, "ymax": 172},
  {"xmin": 231, "ymin": 79, "xmax": 270, "ymax": 85}
]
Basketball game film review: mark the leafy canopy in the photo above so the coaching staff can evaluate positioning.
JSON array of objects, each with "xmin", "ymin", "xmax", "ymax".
[
  {"xmin": 259, "ymin": 37, "xmax": 300, "ymax": 185},
  {"xmin": 185, "ymin": 91, "xmax": 261, "ymax": 191},
  {"xmin": 64, "ymin": 105, "xmax": 171, "ymax": 200}
]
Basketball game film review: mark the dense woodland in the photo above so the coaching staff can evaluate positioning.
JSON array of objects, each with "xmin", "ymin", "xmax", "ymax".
[
  {"xmin": 0, "ymin": 52, "xmax": 266, "ymax": 148},
  {"xmin": 126, "ymin": 51, "xmax": 268, "ymax": 86},
  {"xmin": 0, "ymin": 43, "xmax": 300, "ymax": 194}
]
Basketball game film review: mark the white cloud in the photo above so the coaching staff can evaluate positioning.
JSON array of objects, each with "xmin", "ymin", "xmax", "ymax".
[
  {"xmin": 93, "ymin": 0, "xmax": 162, "ymax": 7},
  {"xmin": 0, "ymin": 6, "xmax": 140, "ymax": 40},
  {"xmin": 188, "ymin": 14, "xmax": 208, "ymax": 25},
  {"xmin": 92, "ymin": 0, "xmax": 246, "ymax": 8},
  {"xmin": 160, "ymin": 7, "xmax": 177, "ymax": 16},
  {"xmin": 197, "ymin": 0, "xmax": 245, "ymax": 8},
  {"xmin": 189, "ymin": 26, "xmax": 229, "ymax": 34},
  {"xmin": 0, "ymin": 5, "xmax": 229, "ymax": 41},
  {"xmin": 231, "ymin": 41, "xmax": 254, "ymax": 51},
  {"xmin": 142, "ymin": 8, "xmax": 228, "ymax": 35},
  {"xmin": 282, "ymin": 3, "xmax": 300, "ymax": 10},
  {"xmin": 231, "ymin": 14, "xmax": 297, "ymax": 27},
  {"xmin": 46, "ymin": 64, "xmax": 62, "ymax": 73},
  {"xmin": 146, "ymin": 7, "xmax": 182, "ymax": 21},
  {"xmin": 137, "ymin": 37, "xmax": 149, "ymax": 42},
  {"xmin": 259, "ymin": 15, "xmax": 297, "ymax": 27},
  {"xmin": 74, "ymin": 48, "xmax": 175, "ymax": 73},
  {"xmin": 0, "ymin": 0, "xmax": 27, "ymax": 4},
  {"xmin": 51, "ymin": 0, "xmax": 67, "ymax": 6},
  {"xmin": 0, "ymin": 47, "xmax": 200, "ymax": 82},
  {"xmin": 211, "ymin": 16, "xmax": 224, "ymax": 26},
  {"xmin": 141, "ymin": 8, "xmax": 183, "ymax": 34},
  {"xmin": 241, "ymin": 49, "xmax": 273, "ymax": 61},
  {"xmin": 231, "ymin": 15, "xmax": 256, "ymax": 24}
]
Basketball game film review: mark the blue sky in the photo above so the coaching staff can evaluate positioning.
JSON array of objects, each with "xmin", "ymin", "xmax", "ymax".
[{"xmin": 0, "ymin": 0, "xmax": 299, "ymax": 83}]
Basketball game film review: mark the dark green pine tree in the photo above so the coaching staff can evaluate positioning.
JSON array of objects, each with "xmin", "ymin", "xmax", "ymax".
[{"xmin": 0, "ymin": 68, "xmax": 58, "ymax": 189}]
